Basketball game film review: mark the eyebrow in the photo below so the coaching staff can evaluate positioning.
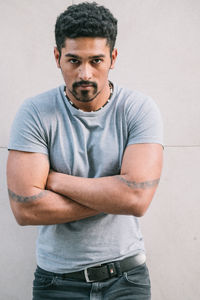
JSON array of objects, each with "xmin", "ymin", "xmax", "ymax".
[{"xmin": 65, "ymin": 53, "xmax": 106, "ymax": 59}]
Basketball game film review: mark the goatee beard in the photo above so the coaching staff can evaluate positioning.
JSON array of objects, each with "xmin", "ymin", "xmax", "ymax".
[{"xmin": 70, "ymin": 81, "xmax": 99, "ymax": 102}]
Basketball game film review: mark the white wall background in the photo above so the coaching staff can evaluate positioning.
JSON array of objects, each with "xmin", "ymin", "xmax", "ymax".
[{"xmin": 0, "ymin": 0, "xmax": 199, "ymax": 299}]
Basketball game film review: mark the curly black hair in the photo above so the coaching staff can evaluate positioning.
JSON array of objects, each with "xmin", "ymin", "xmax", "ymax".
[{"xmin": 55, "ymin": 2, "xmax": 118, "ymax": 56}]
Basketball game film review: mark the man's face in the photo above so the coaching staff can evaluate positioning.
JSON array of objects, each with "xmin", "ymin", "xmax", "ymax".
[{"xmin": 54, "ymin": 37, "xmax": 117, "ymax": 103}]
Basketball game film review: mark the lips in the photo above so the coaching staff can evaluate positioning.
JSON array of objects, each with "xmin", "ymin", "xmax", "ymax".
[
  {"xmin": 79, "ymin": 84, "xmax": 93, "ymax": 88},
  {"xmin": 75, "ymin": 81, "xmax": 95, "ymax": 87},
  {"xmin": 72, "ymin": 81, "xmax": 97, "ymax": 93}
]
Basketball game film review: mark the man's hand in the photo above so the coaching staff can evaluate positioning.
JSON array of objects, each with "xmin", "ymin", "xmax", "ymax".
[{"xmin": 46, "ymin": 170, "xmax": 61, "ymax": 192}]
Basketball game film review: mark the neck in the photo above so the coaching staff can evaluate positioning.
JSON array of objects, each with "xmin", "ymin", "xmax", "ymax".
[{"xmin": 65, "ymin": 81, "xmax": 112, "ymax": 112}]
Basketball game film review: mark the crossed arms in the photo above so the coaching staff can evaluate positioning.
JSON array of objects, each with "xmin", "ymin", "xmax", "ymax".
[{"xmin": 7, "ymin": 143, "xmax": 163, "ymax": 226}]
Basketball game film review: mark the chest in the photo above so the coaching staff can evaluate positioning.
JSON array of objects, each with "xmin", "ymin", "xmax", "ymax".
[{"xmin": 48, "ymin": 113, "xmax": 128, "ymax": 178}]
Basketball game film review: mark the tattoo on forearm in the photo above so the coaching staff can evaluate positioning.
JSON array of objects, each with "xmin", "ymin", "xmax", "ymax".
[
  {"xmin": 8, "ymin": 189, "xmax": 46, "ymax": 203},
  {"xmin": 116, "ymin": 176, "xmax": 160, "ymax": 190}
]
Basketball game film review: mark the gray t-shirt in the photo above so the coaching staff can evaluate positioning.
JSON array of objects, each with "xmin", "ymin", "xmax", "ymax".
[{"xmin": 8, "ymin": 83, "xmax": 163, "ymax": 273}]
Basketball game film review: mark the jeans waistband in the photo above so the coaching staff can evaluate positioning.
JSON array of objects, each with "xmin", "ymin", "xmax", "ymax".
[{"xmin": 37, "ymin": 253, "xmax": 146, "ymax": 283}]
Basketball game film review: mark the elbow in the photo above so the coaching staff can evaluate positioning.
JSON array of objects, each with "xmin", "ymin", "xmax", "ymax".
[
  {"xmin": 10, "ymin": 204, "xmax": 32, "ymax": 226},
  {"xmin": 130, "ymin": 203, "xmax": 146, "ymax": 217},
  {"xmin": 16, "ymin": 217, "xmax": 28, "ymax": 226},
  {"xmin": 133, "ymin": 209, "xmax": 146, "ymax": 218},
  {"xmin": 129, "ymin": 193, "xmax": 151, "ymax": 217},
  {"xmin": 13, "ymin": 210, "xmax": 30, "ymax": 226}
]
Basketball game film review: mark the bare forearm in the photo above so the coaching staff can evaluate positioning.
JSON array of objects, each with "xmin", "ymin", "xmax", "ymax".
[
  {"xmin": 8, "ymin": 188, "xmax": 99, "ymax": 226},
  {"xmin": 47, "ymin": 173, "xmax": 159, "ymax": 216}
]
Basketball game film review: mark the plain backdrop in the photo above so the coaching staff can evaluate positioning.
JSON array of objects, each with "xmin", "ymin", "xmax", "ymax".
[{"xmin": 0, "ymin": 1, "xmax": 200, "ymax": 299}]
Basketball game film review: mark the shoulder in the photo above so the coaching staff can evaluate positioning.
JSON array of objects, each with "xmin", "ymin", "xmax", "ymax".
[
  {"xmin": 21, "ymin": 86, "xmax": 64, "ymax": 113},
  {"xmin": 113, "ymin": 84, "xmax": 160, "ymax": 117},
  {"xmin": 10, "ymin": 85, "xmax": 66, "ymax": 139}
]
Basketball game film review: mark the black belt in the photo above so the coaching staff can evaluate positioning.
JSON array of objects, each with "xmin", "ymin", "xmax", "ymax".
[{"xmin": 60, "ymin": 253, "xmax": 146, "ymax": 283}]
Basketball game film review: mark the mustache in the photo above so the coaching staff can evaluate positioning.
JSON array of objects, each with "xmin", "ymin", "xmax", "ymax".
[{"xmin": 72, "ymin": 81, "xmax": 97, "ymax": 88}]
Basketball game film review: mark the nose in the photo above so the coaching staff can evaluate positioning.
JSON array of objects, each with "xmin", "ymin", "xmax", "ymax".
[{"xmin": 78, "ymin": 64, "xmax": 92, "ymax": 81}]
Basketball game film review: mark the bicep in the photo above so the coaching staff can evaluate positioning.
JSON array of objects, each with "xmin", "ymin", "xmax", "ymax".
[
  {"xmin": 120, "ymin": 143, "xmax": 163, "ymax": 189},
  {"xmin": 7, "ymin": 150, "xmax": 49, "ymax": 194}
]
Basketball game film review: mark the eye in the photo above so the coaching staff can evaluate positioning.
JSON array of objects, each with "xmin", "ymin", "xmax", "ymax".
[
  {"xmin": 69, "ymin": 59, "xmax": 80, "ymax": 64},
  {"xmin": 92, "ymin": 58, "xmax": 102, "ymax": 65}
]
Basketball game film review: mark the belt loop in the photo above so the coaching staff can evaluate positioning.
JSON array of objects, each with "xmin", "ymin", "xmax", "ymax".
[{"xmin": 114, "ymin": 261, "xmax": 122, "ymax": 276}]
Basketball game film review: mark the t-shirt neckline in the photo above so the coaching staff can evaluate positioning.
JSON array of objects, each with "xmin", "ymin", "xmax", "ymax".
[{"xmin": 60, "ymin": 82, "xmax": 117, "ymax": 117}]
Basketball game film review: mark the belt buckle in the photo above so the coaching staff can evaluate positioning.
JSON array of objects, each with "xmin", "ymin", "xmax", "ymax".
[
  {"xmin": 84, "ymin": 268, "xmax": 94, "ymax": 283},
  {"xmin": 84, "ymin": 264, "xmax": 102, "ymax": 283}
]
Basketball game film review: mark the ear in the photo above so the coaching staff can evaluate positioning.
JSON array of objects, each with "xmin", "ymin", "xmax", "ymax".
[
  {"xmin": 54, "ymin": 47, "xmax": 61, "ymax": 68},
  {"xmin": 110, "ymin": 48, "xmax": 118, "ymax": 69}
]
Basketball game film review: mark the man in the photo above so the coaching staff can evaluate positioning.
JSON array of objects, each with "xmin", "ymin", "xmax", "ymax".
[{"xmin": 7, "ymin": 2, "xmax": 163, "ymax": 299}]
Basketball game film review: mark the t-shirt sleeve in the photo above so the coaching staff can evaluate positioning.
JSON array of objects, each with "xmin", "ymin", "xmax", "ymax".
[
  {"xmin": 8, "ymin": 99, "xmax": 48, "ymax": 155},
  {"xmin": 126, "ymin": 95, "xmax": 164, "ymax": 146}
]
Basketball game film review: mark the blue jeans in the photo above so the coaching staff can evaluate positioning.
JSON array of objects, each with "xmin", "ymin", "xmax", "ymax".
[{"xmin": 33, "ymin": 264, "xmax": 151, "ymax": 299}]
